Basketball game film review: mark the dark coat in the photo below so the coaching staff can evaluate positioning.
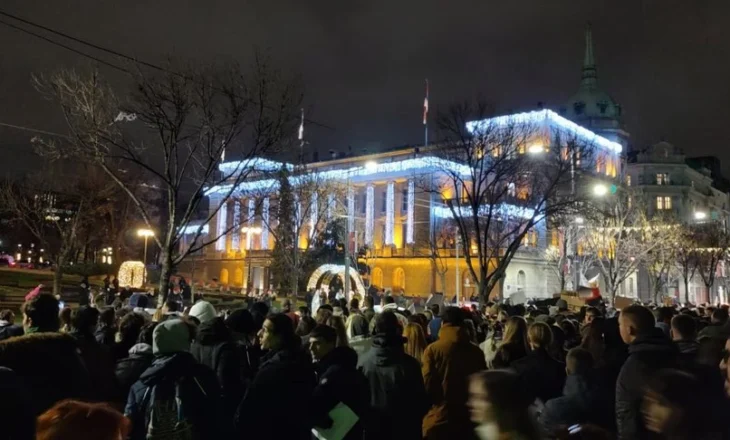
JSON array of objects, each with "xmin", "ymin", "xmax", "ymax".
[
  {"xmin": 512, "ymin": 348, "xmax": 566, "ymax": 404},
  {"xmin": 312, "ymin": 346, "xmax": 369, "ymax": 440},
  {"xmin": 674, "ymin": 339, "xmax": 700, "ymax": 368},
  {"xmin": 541, "ymin": 373, "xmax": 613, "ymax": 435},
  {"xmin": 0, "ymin": 332, "xmax": 92, "ymax": 414},
  {"xmin": 235, "ymin": 343, "xmax": 316, "ymax": 440},
  {"xmin": 189, "ymin": 317, "xmax": 244, "ymax": 418},
  {"xmin": 422, "ymin": 324, "xmax": 486, "ymax": 440},
  {"xmin": 125, "ymin": 352, "xmax": 223, "ymax": 440},
  {"xmin": 357, "ymin": 334, "xmax": 428, "ymax": 440},
  {"xmin": 491, "ymin": 341, "xmax": 528, "ymax": 368},
  {"xmin": 616, "ymin": 333, "xmax": 676, "ymax": 440},
  {"xmin": 115, "ymin": 343, "xmax": 153, "ymax": 402},
  {"xmin": 70, "ymin": 330, "xmax": 120, "ymax": 404},
  {"xmin": 697, "ymin": 322, "xmax": 730, "ymax": 341},
  {"xmin": 0, "ymin": 324, "xmax": 23, "ymax": 341},
  {"xmin": 95, "ymin": 325, "xmax": 116, "ymax": 349},
  {"xmin": 0, "ymin": 367, "xmax": 39, "ymax": 440}
]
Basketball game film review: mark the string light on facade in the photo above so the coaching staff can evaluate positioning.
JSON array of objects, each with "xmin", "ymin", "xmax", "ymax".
[
  {"xmin": 310, "ymin": 192, "xmax": 318, "ymax": 239},
  {"xmin": 261, "ymin": 197, "xmax": 270, "ymax": 249},
  {"xmin": 347, "ymin": 187, "xmax": 355, "ymax": 232},
  {"xmin": 385, "ymin": 181, "xmax": 394, "ymax": 245},
  {"xmin": 231, "ymin": 201, "xmax": 241, "ymax": 251},
  {"xmin": 247, "ymin": 199, "xmax": 255, "ymax": 250},
  {"xmin": 218, "ymin": 157, "xmax": 293, "ymax": 175},
  {"xmin": 432, "ymin": 203, "xmax": 539, "ymax": 220},
  {"xmin": 365, "ymin": 184, "xmax": 374, "ymax": 244},
  {"xmin": 215, "ymin": 202, "xmax": 227, "ymax": 251},
  {"xmin": 407, "ymin": 180, "xmax": 415, "ymax": 244},
  {"xmin": 179, "ymin": 224, "xmax": 209, "ymax": 235}
]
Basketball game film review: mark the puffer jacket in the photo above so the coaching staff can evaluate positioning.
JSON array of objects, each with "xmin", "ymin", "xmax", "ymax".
[
  {"xmin": 115, "ymin": 343, "xmax": 154, "ymax": 401},
  {"xmin": 189, "ymin": 317, "xmax": 243, "ymax": 418},
  {"xmin": 357, "ymin": 334, "xmax": 428, "ymax": 440},
  {"xmin": 616, "ymin": 332, "xmax": 676, "ymax": 440},
  {"xmin": 0, "ymin": 332, "xmax": 92, "ymax": 414},
  {"xmin": 235, "ymin": 342, "xmax": 316, "ymax": 440},
  {"xmin": 125, "ymin": 352, "xmax": 223, "ymax": 440},
  {"xmin": 312, "ymin": 346, "xmax": 369, "ymax": 440},
  {"xmin": 422, "ymin": 324, "xmax": 486, "ymax": 440}
]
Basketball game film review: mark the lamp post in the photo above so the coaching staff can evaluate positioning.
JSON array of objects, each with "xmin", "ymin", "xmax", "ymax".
[
  {"xmin": 242, "ymin": 226, "xmax": 262, "ymax": 291},
  {"xmin": 137, "ymin": 229, "xmax": 154, "ymax": 284}
]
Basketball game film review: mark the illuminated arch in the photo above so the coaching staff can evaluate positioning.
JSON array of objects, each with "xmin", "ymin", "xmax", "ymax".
[
  {"xmin": 233, "ymin": 268, "xmax": 244, "ymax": 287},
  {"xmin": 371, "ymin": 267, "xmax": 383, "ymax": 288},
  {"xmin": 392, "ymin": 267, "xmax": 405, "ymax": 292},
  {"xmin": 220, "ymin": 268, "xmax": 229, "ymax": 285},
  {"xmin": 306, "ymin": 264, "xmax": 366, "ymax": 298}
]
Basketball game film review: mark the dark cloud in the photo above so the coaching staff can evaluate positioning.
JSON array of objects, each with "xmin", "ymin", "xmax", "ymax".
[{"xmin": 1, "ymin": 0, "xmax": 729, "ymax": 172}]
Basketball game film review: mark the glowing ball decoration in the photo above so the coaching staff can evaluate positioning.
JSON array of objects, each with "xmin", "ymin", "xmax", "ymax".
[{"xmin": 118, "ymin": 261, "xmax": 146, "ymax": 288}]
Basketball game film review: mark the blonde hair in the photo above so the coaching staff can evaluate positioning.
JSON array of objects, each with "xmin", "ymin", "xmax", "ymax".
[
  {"xmin": 324, "ymin": 314, "xmax": 349, "ymax": 347},
  {"xmin": 403, "ymin": 323, "xmax": 427, "ymax": 364},
  {"xmin": 528, "ymin": 322, "xmax": 553, "ymax": 349},
  {"xmin": 503, "ymin": 316, "xmax": 529, "ymax": 350}
]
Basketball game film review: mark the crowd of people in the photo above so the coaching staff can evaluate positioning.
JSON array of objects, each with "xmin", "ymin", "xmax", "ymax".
[{"xmin": 0, "ymin": 291, "xmax": 730, "ymax": 439}]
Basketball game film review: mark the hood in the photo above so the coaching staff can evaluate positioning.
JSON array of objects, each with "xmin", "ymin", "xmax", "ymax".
[
  {"xmin": 563, "ymin": 374, "xmax": 595, "ymax": 398},
  {"xmin": 629, "ymin": 334, "xmax": 675, "ymax": 355},
  {"xmin": 318, "ymin": 346, "xmax": 358, "ymax": 372},
  {"xmin": 189, "ymin": 301, "xmax": 217, "ymax": 324},
  {"xmin": 139, "ymin": 352, "xmax": 196, "ymax": 385},
  {"xmin": 196, "ymin": 317, "xmax": 231, "ymax": 345},
  {"xmin": 129, "ymin": 342, "xmax": 153, "ymax": 356},
  {"xmin": 675, "ymin": 339, "xmax": 700, "ymax": 354},
  {"xmin": 371, "ymin": 334, "xmax": 407, "ymax": 366}
]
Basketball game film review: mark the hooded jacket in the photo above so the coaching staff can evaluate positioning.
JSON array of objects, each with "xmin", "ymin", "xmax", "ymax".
[
  {"xmin": 125, "ymin": 352, "xmax": 223, "ymax": 440},
  {"xmin": 70, "ymin": 330, "xmax": 119, "ymax": 404},
  {"xmin": 357, "ymin": 334, "xmax": 428, "ymax": 440},
  {"xmin": 312, "ymin": 346, "xmax": 369, "ymax": 440},
  {"xmin": 616, "ymin": 332, "xmax": 676, "ymax": 440},
  {"xmin": 422, "ymin": 324, "xmax": 487, "ymax": 440},
  {"xmin": 235, "ymin": 342, "xmax": 316, "ymax": 440},
  {"xmin": 115, "ymin": 343, "xmax": 154, "ymax": 402},
  {"xmin": 189, "ymin": 317, "xmax": 243, "ymax": 418},
  {"xmin": 541, "ymin": 373, "xmax": 614, "ymax": 435},
  {"xmin": 0, "ymin": 332, "xmax": 92, "ymax": 414}
]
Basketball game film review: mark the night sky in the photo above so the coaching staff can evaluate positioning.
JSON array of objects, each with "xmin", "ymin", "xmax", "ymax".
[{"xmin": 1, "ymin": 0, "xmax": 729, "ymax": 174}]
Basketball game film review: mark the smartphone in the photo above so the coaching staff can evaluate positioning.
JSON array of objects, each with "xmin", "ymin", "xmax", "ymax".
[
  {"xmin": 568, "ymin": 424, "xmax": 582, "ymax": 435},
  {"xmin": 58, "ymin": 300, "xmax": 65, "ymax": 310}
]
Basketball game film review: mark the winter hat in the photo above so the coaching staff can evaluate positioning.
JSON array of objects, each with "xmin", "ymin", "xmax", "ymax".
[
  {"xmin": 225, "ymin": 308, "xmax": 255, "ymax": 335},
  {"xmin": 555, "ymin": 299, "xmax": 569, "ymax": 311},
  {"xmin": 189, "ymin": 301, "xmax": 216, "ymax": 324},
  {"xmin": 152, "ymin": 319, "xmax": 191, "ymax": 355}
]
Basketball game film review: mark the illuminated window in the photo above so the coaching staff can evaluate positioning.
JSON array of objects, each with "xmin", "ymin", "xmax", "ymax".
[
  {"xmin": 371, "ymin": 267, "xmax": 383, "ymax": 287},
  {"xmin": 656, "ymin": 173, "xmax": 669, "ymax": 185},
  {"xmin": 656, "ymin": 196, "xmax": 672, "ymax": 210},
  {"xmin": 575, "ymin": 151, "xmax": 581, "ymax": 166},
  {"xmin": 626, "ymin": 175, "xmax": 631, "ymax": 186},
  {"xmin": 392, "ymin": 267, "xmax": 406, "ymax": 291},
  {"xmin": 491, "ymin": 145, "xmax": 502, "ymax": 157},
  {"xmin": 518, "ymin": 144, "xmax": 526, "ymax": 155},
  {"xmin": 550, "ymin": 230, "xmax": 559, "ymax": 247},
  {"xmin": 507, "ymin": 182, "xmax": 516, "ymax": 197}
]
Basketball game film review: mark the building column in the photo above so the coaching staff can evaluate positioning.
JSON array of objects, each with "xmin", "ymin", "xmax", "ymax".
[
  {"xmin": 365, "ymin": 184, "xmax": 374, "ymax": 245},
  {"xmin": 215, "ymin": 201, "xmax": 228, "ymax": 251},
  {"xmin": 406, "ymin": 179, "xmax": 415, "ymax": 244},
  {"xmin": 385, "ymin": 181, "xmax": 394, "ymax": 245}
]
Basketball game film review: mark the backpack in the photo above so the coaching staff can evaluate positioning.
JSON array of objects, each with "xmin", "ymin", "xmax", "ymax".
[{"xmin": 143, "ymin": 378, "xmax": 195, "ymax": 440}]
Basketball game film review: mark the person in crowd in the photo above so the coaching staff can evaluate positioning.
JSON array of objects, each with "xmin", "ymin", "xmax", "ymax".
[
  {"xmin": 491, "ymin": 316, "xmax": 530, "ymax": 368},
  {"xmin": 403, "ymin": 322, "xmax": 428, "ymax": 365},
  {"xmin": 235, "ymin": 313, "xmax": 315, "ymax": 440},
  {"xmin": 349, "ymin": 297, "xmax": 360, "ymax": 314},
  {"xmin": 463, "ymin": 319, "xmax": 478, "ymax": 344},
  {"xmin": 296, "ymin": 311, "xmax": 317, "ymax": 337},
  {"xmin": 37, "ymin": 399, "xmax": 131, "ymax": 440},
  {"xmin": 580, "ymin": 317, "xmax": 606, "ymax": 365},
  {"xmin": 555, "ymin": 299, "xmax": 571, "ymax": 316},
  {"xmin": 190, "ymin": 302, "xmax": 243, "ymax": 422},
  {"xmin": 69, "ymin": 306, "xmax": 119, "ymax": 404},
  {"xmin": 560, "ymin": 319, "xmax": 580, "ymax": 351},
  {"xmin": 468, "ymin": 370, "xmax": 541, "ymax": 440},
  {"xmin": 362, "ymin": 295, "xmax": 376, "ymax": 324},
  {"xmin": 323, "ymin": 313, "xmax": 349, "ymax": 347},
  {"xmin": 59, "ymin": 306, "xmax": 72, "ymax": 333},
  {"xmin": 512, "ymin": 321, "xmax": 566, "ymax": 405},
  {"xmin": 346, "ymin": 312, "xmax": 372, "ymax": 358},
  {"xmin": 642, "ymin": 369, "xmax": 726, "ymax": 440},
  {"xmin": 112, "ymin": 312, "xmax": 147, "ymax": 362},
  {"xmin": 0, "ymin": 294, "xmax": 91, "ymax": 414},
  {"xmin": 698, "ymin": 307, "xmax": 730, "ymax": 341},
  {"xmin": 422, "ymin": 307, "xmax": 487, "ymax": 440},
  {"xmin": 541, "ymin": 347, "xmax": 613, "ymax": 435},
  {"xmin": 125, "ymin": 319, "xmax": 222, "ymax": 440},
  {"xmin": 0, "ymin": 366, "xmax": 35, "ymax": 440},
  {"xmin": 670, "ymin": 313, "xmax": 699, "ymax": 366},
  {"xmin": 282, "ymin": 298, "xmax": 300, "ymax": 328},
  {"xmin": 95, "ymin": 307, "xmax": 117, "ymax": 349},
  {"xmin": 309, "ymin": 324, "xmax": 368, "ymax": 440},
  {"xmin": 79, "ymin": 275, "xmax": 91, "ymax": 306},
  {"xmin": 583, "ymin": 306, "xmax": 602, "ymax": 328},
  {"xmin": 115, "ymin": 322, "xmax": 157, "ymax": 402},
  {"xmin": 0, "ymin": 309, "xmax": 23, "ymax": 340},
  {"xmin": 358, "ymin": 311, "xmax": 428, "ymax": 440},
  {"xmin": 429, "ymin": 304, "xmax": 442, "ymax": 340},
  {"xmin": 654, "ymin": 307, "xmax": 674, "ymax": 339},
  {"xmin": 225, "ymin": 308, "xmax": 262, "ymax": 384},
  {"xmin": 616, "ymin": 305, "xmax": 676, "ymax": 440}
]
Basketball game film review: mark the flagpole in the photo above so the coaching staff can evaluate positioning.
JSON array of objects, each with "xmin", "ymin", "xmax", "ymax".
[
  {"xmin": 298, "ymin": 108, "xmax": 305, "ymax": 165},
  {"xmin": 424, "ymin": 79, "xmax": 429, "ymax": 148}
]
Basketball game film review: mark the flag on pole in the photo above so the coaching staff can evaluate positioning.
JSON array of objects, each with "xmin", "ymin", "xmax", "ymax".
[
  {"xmin": 423, "ymin": 79, "xmax": 429, "ymax": 125},
  {"xmin": 298, "ymin": 108, "xmax": 305, "ymax": 141}
]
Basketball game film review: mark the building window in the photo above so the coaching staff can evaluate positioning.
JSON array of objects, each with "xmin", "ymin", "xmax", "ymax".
[
  {"xmin": 656, "ymin": 196, "xmax": 672, "ymax": 210},
  {"xmin": 656, "ymin": 173, "xmax": 669, "ymax": 185},
  {"xmin": 401, "ymin": 189, "xmax": 408, "ymax": 212},
  {"xmin": 381, "ymin": 191, "xmax": 387, "ymax": 213},
  {"xmin": 361, "ymin": 193, "xmax": 366, "ymax": 214},
  {"xmin": 517, "ymin": 270, "xmax": 526, "ymax": 290}
]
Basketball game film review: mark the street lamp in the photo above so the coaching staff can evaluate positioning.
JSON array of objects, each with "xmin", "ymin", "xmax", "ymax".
[
  {"xmin": 137, "ymin": 229, "xmax": 154, "ymax": 284},
  {"xmin": 593, "ymin": 183, "xmax": 609, "ymax": 197},
  {"xmin": 694, "ymin": 211, "xmax": 707, "ymax": 221},
  {"xmin": 364, "ymin": 161, "xmax": 378, "ymax": 173}
]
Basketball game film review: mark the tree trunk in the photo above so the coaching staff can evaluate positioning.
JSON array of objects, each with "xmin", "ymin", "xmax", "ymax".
[
  {"xmin": 52, "ymin": 257, "xmax": 64, "ymax": 297},
  {"xmin": 684, "ymin": 277, "xmax": 690, "ymax": 305},
  {"xmin": 438, "ymin": 272, "xmax": 447, "ymax": 294},
  {"xmin": 157, "ymin": 248, "xmax": 173, "ymax": 308}
]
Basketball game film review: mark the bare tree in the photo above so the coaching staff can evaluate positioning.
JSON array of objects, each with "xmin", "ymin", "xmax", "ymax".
[
  {"xmin": 694, "ymin": 222, "xmax": 730, "ymax": 304},
  {"xmin": 642, "ymin": 216, "xmax": 682, "ymax": 304},
  {"xmin": 427, "ymin": 100, "xmax": 595, "ymax": 301},
  {"xmin": 676, "ymin": 227, "xmax": 700, "ymax": 304},
  {"xmin": 265, "ymin": 168, "xmax": 345, "ymax": 296},
  {"xmin": 32, "ymin": 58, "xmax": 301, "ymax": 300},
  {"xmin": 544, "ymin": 220, "xmax": 597, "ymax": 293},
  {"xmin": 0, "ymin": 163, "xmax": 100, "ymax": 294}
]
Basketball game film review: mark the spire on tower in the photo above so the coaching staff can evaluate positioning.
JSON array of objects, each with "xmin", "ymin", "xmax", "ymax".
[{"xmin": 581, "ymin": 23, "xmax": 598, "ymax": 90}]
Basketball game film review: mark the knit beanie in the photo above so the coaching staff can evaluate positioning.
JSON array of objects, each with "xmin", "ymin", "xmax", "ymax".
[
  {"xmin": 152, "ymin": 319, "xmax": 191, "ymax": 355},
  {"xmin": 189, "ymin": 301, "xmax": 216, "ymax": 324}
]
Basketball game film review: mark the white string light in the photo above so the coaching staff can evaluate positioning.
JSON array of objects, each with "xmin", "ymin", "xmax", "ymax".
[
  {"xmin": 261, "ymin": 197, "xmax": 270, "ymax": 249},
  {"xmin": 215, "ymin": 202, "xmax": 227, "ymax": 251},
  {"xmin": 231, "ymin": 200, "xmax": 241, "ymax": 251},
  {"xmin": 407, "ymin": 180, "xmax": 415, "ymax": 244},
  {"xmin": 365, "ymin": 185, "xmax": 374, "ymax": 244},
  {"xmin": 386, "ymin": 181, "xmax": 394, "ymax": 244}
]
